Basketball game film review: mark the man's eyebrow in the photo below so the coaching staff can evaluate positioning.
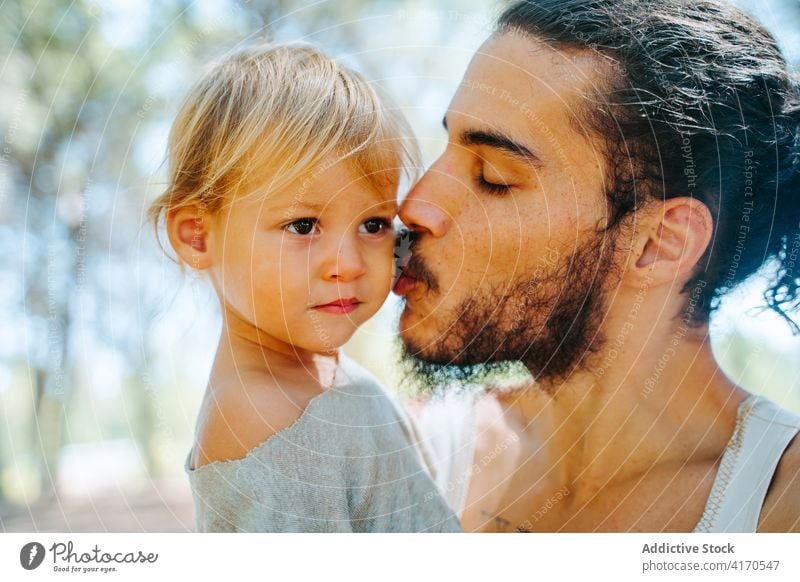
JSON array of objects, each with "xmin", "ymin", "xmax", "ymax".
[{"xmin": 442, "ymin": 116, "xmax": 542, "ymax": 167}]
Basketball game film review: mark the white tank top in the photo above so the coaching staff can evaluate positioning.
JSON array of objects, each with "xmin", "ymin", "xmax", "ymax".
[{"xmin": 694, "ymin": 394, "xmax": 800, "ymax": 532}]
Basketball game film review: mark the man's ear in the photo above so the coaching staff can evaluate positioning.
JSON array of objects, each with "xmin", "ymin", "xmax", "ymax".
[
  {"xmin": 166, "ymin": 204, "xmax": 214, "ymax": 270},
  {"xmin": 626, "ymin": 197, "xmax": 713, "ymax": 286}
]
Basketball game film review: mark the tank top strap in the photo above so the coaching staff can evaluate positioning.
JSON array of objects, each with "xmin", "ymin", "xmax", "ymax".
[{"xmin": 694, "ymin": 394, "xmax": 800, "ymax": 533}]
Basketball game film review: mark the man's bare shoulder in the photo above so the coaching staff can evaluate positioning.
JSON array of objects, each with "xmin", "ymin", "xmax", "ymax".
[
  {"xmin": 191, "ymin": 374, "xmax": 317, "ymax": 470},
  {"xmin": 759, "ymin": 434, "xmax": 800, "ymax": 532}
]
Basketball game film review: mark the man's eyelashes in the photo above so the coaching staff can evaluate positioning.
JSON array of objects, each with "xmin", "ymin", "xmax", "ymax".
[{"xmin": 475, "ymin": 172, "xmax": 513, "ymax": 195}]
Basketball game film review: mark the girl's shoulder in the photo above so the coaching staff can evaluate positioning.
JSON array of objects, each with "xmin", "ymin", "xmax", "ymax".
[
  {"xmin": 189, "ymin": 369, "xmax": 326, "ymax": 471},
  {"xmin": 188, "ymin": 354, "xmax": 403, "ymax": 471}
]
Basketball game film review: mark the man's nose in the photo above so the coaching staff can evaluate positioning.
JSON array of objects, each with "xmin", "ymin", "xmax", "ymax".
[{"xmin": 398, "ymin": 165, "xmax": 453, "ymax": 238}]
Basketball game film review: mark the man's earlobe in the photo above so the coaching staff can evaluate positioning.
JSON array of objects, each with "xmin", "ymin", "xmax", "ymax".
[
  {"xmin": 630, "ymin": 197, "xmax": 712, "ymax": 283},
  {"xmin": 166, "ymin": 205, "xmax": 214, "ymax": 270}
]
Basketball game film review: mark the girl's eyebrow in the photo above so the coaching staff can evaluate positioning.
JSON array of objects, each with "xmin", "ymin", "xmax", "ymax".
[
  {"xmin": 265, "ymin": 200, "xmax": 327, "ymax": 213},
  {"xmin": 293, "ymin": 202, "xmax": 327, "ymax": 211},
  {"xmin": 267, "ymin": 197, "xmax": 397, "ymax": 215}
]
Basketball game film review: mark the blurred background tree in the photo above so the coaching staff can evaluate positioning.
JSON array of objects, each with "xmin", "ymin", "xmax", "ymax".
[{"xmin": 0, "ymin": 0, "xmax": 797, "ymax": 531}]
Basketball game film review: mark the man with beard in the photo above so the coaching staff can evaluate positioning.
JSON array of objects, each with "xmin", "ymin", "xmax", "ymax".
[{"xmin": 395, "ymin": 0, "xmax": 800, "ymax": 532}]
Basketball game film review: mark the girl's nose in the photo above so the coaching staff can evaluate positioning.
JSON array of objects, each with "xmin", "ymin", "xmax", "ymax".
[{"xmin": 320, "ymin": 235, "xmax": 366, "ymax": 282}]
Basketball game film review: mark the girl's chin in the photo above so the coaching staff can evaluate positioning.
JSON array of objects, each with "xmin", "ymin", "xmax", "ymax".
[{"xmin": 295, "ymin": 323, "xmax": 360, "ymax": 352}]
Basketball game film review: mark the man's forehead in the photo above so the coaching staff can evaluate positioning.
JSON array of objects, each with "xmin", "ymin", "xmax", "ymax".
[{"xmin": 451, "ymin": 33, "xmax": 610, "ymax": 125}]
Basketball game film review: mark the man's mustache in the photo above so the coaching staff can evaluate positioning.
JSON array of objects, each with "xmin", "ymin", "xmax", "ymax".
[{"xmin": 397, "ymin": 229, "xmax": 440, "ymax": 293}]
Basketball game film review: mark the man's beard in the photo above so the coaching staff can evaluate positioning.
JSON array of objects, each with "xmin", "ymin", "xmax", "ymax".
[{"xmin": 398, "ymin": 228, "xmax": 619, "ymax": 394}]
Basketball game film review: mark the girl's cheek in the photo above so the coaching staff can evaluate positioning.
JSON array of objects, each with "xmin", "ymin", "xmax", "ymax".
[
  {"xmin": 367, "ymin": 239, "xmax": 395, "ymax": 265},
  {"xmin": 367, "ymin": 246, "xmax": 395, "ymax": 288}
]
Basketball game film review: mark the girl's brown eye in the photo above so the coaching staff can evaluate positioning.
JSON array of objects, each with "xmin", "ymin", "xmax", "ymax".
[
  {"xmin": 285, "ymin": 218, "xmax": 319, "ymax": 235},
  {"xmin": 359, "ymin": 218, "xmax": 392, "ymax": 234}
]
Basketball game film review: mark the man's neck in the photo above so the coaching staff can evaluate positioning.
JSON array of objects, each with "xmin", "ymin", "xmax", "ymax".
[{"xmin": 507, "ymin": 318, "xmax": 748, "ymax": 505}]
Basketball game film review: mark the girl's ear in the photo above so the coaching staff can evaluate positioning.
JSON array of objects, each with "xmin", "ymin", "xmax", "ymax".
[{"xmin": 166, "ymin": 204, "xmax": 214, "ymax": 270}]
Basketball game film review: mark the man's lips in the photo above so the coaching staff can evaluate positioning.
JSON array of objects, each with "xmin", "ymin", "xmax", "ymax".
[
  {"xmin": 312, "ymin": 297, "xmax": 362, "ymax": 315},
  {"xmin": 392, "ymin": 269, "xmax": 417, "ymax": 296}
]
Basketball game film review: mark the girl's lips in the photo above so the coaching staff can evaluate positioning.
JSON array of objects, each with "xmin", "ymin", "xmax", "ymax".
[{"xmin": 313, "ymin": 298, "xmax": 361, "ymax": 315}]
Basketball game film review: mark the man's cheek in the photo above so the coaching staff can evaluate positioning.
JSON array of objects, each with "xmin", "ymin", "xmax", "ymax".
[{"xmin": 449, "ymin": 266, "xmax": 492, "ymax": 296}]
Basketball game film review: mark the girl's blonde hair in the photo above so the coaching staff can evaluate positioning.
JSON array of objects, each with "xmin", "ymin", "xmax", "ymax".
[{"xmin": 149, "ymin": 42, "xmax": 419, "ymax": 234}]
